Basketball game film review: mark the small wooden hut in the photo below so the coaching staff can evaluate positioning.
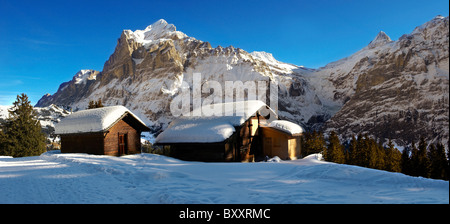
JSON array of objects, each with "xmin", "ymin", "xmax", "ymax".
[
  {"xmin": 155, "ymin": 100, "xmax": 303, "ymax": 162},
  {"xmin": 55, "ymin": 106, "xmax": 150, "ymax": 156},
  {"xmin": 260, "ymin": 120, "xmax": 303, "ymax": 160}
]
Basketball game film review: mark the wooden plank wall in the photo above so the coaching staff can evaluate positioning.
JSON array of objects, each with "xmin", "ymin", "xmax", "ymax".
[
  {"xmin": 171, "ymin": 143, "xmax": 226, "ymax": 162},
  {"xmin": 104, "ymin": 119, "xmax": 140, "ymax": 156},
  {"xmin": 60, "ymin": 133, "xmax": 104, "ymax": 155},
  {"xmin": 261, "ymin": 127, "xmax": 302, "ymax": 160}
]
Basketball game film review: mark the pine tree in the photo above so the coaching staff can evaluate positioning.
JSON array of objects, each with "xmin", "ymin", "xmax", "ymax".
[
  {"xmin": 351, "ymin": 134, "xmax": 366, "ymax": 167},
  {"xmin": 417, "ymin": 136, "xmax": 430, "ymax": 178},
  {"xmin": 301, "ymin": 131, "xmax": 326, "ymax": 157},
  {"xmin": 300, "ymin": 132, "xmax": 312, "ymax": 157},
  {"xmin": 0, "ymin": 124, "xmax": 6, "ymax": 154},
  {"xmin": 385, "ymin": 139, "xmax": 401, "ymax": 172},
  {"xmin": 345, "ymin": 135, "xmax": 356, "ymax": 165},
  {"xmin": 87, "ymin": 99, "xmax": 104, "ymax": 109},
  {"xmin": 0, "ymin": 93, "xmax": 46, "ymax": 157},
  {"xmin": 368, "ymin": 138, "xmax": 385, "ymax": 170},
  {"xmin": 354, "ymin": 134, "xmax": 371, "ymax": 168},
  {"xmin": 87, "ymin": 100, "xmax": 95, "ymax": 109},
  {"xmin": 427, "ymin": 144, "xmax": 438, "ymax": 179},
  {"xmin": 401, "ymin": 145, "xmax": 412, "ymax": 175},
  {"xmin": 447, "ymin": 141, "xmax": 450, "ymax": 176},
  {"xmin": 324, "ymin": 131, "xmax": 345, "ymax": 164},
  {"xmin": 95, "ymin": 98, "xmax": 104, "ymax": 108},
  {"xmin": 347, "ymin": 135, "xmax": 358, "ymax": 165},
  {"xmin": 410, "ymin": 140, "xmax": 420, "ymax": 176},
  {"xmin": 428, "ymin": 143, "xmax": 448, "ymax": 180}
]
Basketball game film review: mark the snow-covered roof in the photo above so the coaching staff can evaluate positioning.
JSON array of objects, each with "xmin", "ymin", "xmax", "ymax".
[
  {"xmin": 155, "ymin": 100, "xmax": 277, "ymax": 144},
  {"xmin": 268, "ymin": 120, "xmax": 304, "ymax": 135},
  {"xmin": 155, "ymin": 117, "xmax": 236, "ymax": 144},
  {"xmin": 55, "ymin": 105, "xmax": 148, "ymax": 134}
]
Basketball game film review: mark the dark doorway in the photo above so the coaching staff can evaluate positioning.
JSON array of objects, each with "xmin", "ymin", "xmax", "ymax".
[{"xmin": 118, "ymin": 133, "xmax": 128, "ymax": 155}]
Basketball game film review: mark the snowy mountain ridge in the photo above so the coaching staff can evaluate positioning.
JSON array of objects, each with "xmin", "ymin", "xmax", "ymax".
[
  {"xmin": 0, "ymin": 104, "xmax": 71, "ymax": 137},
  {"xmin": 36, "ymin": 16, "xmax": 449, "ymax": 147},
  {"xmin": 321, "ymin": 15, "xmax": 449, "ymax": 145},
  {"xmin": 73, "ymin": 70, "xmax": 98, "ymax": 85},
  {"xmin": 126, "ymin": 19, "xmax": 191, "ymax": 47},
  {"xmin": 36, "ymin": 18, "xmax": 323, "ymax": 132}
]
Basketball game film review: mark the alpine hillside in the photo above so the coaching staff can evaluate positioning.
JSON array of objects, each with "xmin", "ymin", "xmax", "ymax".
[
  {"xmin": 318, "ymin": 16, "xmax": 449, "ymax": 146},
  {"xmin": 36, "ymin": 16, "xmax": 449, "ymax": 147}
]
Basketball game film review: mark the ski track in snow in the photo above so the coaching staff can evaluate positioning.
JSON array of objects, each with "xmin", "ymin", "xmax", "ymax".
[{"xmin": 0, "ymin": 151, "xmax": 448, "ymax": 204}]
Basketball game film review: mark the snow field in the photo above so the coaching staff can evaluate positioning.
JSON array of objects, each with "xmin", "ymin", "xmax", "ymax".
[{"xmin": 0, "ymin": 151, "xmax": 448, "ymax": 204}]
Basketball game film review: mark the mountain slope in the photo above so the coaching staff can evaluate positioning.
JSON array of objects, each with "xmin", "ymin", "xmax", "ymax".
[
  {"xmin": 36, "ymin": 70, "xmax": 100, "ymax": 108},
  {"xmin": 320, "ymin": 16, "xmax": 449, "ymax": 145}
]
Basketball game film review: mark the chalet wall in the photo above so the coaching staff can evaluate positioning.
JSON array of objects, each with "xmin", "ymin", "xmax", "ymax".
[
  {"xmin": 104, "ymin": 119, "xmax": 141, "ymax": 156},
  {"xmin": 60, "ymin": 133, "xmax": 104, "ymax": 155},
  {"xmin": 288, "ymin": 137, "xmax": 301, "ymax": 159},
  {"xmin": 170, "ymin": 143, "xmax": 226, "ymax": 162},
  {"xmin": 60, "ymin": 119, "xmax": 142, "ymax": 156},
  {"xmin": 261, "ymin": 127, "xmax": 302, "ymax": 160},
  {"xmin": 236, "ymin": 116, "xmax": 264, "ymax": 162}
]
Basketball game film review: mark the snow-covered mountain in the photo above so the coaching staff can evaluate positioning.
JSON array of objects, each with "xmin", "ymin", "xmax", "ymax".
[
  {"xmin": 36, "ymin": 19, "xmax": 325, "ymax": 132},
  {"xmin": 0, "ymin": 104, "xmax": 71, "ymax": 137},
  {"xmin": 36, "ymin": 16, "xmax": 449, "ymax": 146},
  {"xmin": 36, "ymin": 70, "xmax": 100, "ymax": 109},
  {"xmin": 318, "ymin": 16, "xmax": 449, "ymax": 146}
]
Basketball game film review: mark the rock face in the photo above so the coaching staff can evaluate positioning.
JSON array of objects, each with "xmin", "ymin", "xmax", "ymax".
[
  {"xmin": 36, "ymin": 70, "xmax": 100, "ymax": 108},
  {"xmin": 36, "ymin": 17, "xmax": 449, "ymax": 146}
]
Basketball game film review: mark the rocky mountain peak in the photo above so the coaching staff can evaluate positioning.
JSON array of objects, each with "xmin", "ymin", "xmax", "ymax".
[
  {"xmin": 73, "ymin": 69, "xmax": 99, "ymax": 85},
  {"xmin": 145, "ymin": 19, "xmax": 173, "ymax": 31},
  {"xmin": 367, "ymin": 31, "xmax": 392, "ymax": 49},
  {"xmin": 125, "ymin": 19, "xmax": 189, "ymax": 47}
]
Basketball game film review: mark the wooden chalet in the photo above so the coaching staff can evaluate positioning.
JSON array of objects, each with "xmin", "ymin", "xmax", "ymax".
[
  {"xmin": 260, "ymin": 120, "xmax": 303, "ymax": 160},
  {"xmin": 155, "ymin": 100, "xmax": 303, "ymax": 162},
  {"xmin": 55, "ymin": 106, "xmax": 150, "ymax": 156}
]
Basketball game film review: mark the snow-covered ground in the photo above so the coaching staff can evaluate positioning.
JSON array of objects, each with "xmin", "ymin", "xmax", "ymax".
[{"xmin": 0, "ymin": 151, "xmax": 448, "ymax": 204}]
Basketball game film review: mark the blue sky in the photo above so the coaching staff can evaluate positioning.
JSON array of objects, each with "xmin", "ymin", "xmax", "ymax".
[{"xmin": 0, "ymin": 0, "xmax": 448, "ymax": 105}]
